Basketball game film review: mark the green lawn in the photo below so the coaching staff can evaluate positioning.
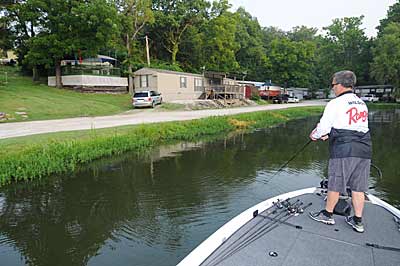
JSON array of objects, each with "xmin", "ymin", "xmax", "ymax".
[{"xmin": 0, "ymin": 66, "xmax": 132, "ymax": 122}]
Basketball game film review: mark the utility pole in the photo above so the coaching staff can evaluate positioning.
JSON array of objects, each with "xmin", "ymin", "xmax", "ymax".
[{"xmin": 145, "ymin": 35, "xmax": 150, "ymax": 67}]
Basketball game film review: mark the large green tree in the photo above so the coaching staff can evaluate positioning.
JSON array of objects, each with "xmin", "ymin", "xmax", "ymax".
[
  {"xmin": 23, "ymin": 0, "xmax": 119, "ymax": 88},
  {"xmin": 316, "ymin": 16, "xmax": 371, "ymax": 87},
  {"xmin": 371, "ymin": 22, "xmax": 400, "ymax": 92},
  {"xmin": 115, "ymin": 0, "xmax": 154, "ymax": 93},
  {"xmin": 377, "ymin": 0, "xmax": 400, "ymax": 35},
  {"xmin": 0, "ymin": 13, "xmax": 14, "ymax": 54},
  {"xmin": 288, "ymin": 26, "xmax": 318, "ymax": 42},
  {"xmin": 266, "ymin": 37, "xmax": 316, "ymax": 88},
  {"xmin": 202, "ymin": 10, "xmax": 239, "ymax": 72},
  {"xmin": 234, "ymin": 7, "xmax": 270, "ymax": 81},
  {"xmin": 2, "ymin": 0, "xmax": 43, "ymax": 79},
  {"xmin": 150, "ymin": 0, "xmax": 209, "ymax": 65},
  {"xmin": 175, "ymin": 0, "xmax": 242, "ymax": 74},
  {"xmin": 1, "ymin": 1, "xmax": 16, "ymax": 54}
]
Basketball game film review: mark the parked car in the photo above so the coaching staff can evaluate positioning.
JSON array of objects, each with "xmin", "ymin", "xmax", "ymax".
[
  {"xmin": 287, "ymin": 96, "xmax": 300, "ymax": 103},
  {"xmin": 361, "ymin": 94, "xmax": 379, "ymax": 103},
  {"xmin": 132, "ymin": 90, "xmax": 162, "ymax": 108},
  {"xmin": 272, "ymin": 94, "xmax": 289, "ymax": 104}
]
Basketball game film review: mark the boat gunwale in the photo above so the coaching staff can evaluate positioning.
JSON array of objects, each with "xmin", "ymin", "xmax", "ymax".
[
  {"xmin": 176, "ymin": 187, "xmax": 317, "ymax": 266},
  {"xmin": 177, "ymin": 187, "xmax": 400, "ymax": 266}
]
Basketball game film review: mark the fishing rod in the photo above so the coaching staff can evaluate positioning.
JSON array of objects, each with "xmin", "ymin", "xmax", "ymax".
[
  {"xmin": 255, "ymin": 138, "xmax": 313, "ymax": 185},
  {"xmin": 272, "ymin": 139, "xmax": 313, "ymax": 176},
  {"xmin": 205, "ymin": 200, "xmax": 298, "ymax": 266},
  {"xmin": 368, "ymin": 163, "xmax": 383, "ymax": 189},
  {"xmin": 208, "ymin": 201, "xmax": 313, "ymax": 266}
]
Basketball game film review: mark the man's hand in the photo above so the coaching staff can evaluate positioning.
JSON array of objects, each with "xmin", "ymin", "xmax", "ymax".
[
  {"xmin": 320, "ymin": 135, "xmax": 329, "ymax": 141},
  {"xmin": 309, "ymin": 128, "xmax": 318, "ymax": 141}
]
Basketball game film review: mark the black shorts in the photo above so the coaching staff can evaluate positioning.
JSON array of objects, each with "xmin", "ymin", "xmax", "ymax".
[{"xmin": 328, "ymin": 158, "xmax": 371, "ymax": 193}]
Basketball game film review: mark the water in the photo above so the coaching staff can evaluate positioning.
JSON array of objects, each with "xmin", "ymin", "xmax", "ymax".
[{"xmin": 0, "ymin": 109, "xmax": 399, "ymax": 266}]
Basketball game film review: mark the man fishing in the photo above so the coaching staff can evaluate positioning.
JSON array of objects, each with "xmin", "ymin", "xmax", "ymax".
[{"xmin": 308, "ymin": 70, "xmax": 372, "ymax": 233}]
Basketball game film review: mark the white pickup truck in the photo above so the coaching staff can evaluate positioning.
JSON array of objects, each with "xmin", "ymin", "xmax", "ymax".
[{"xmin": 361, "ymin": 94, "xmax": 379, "ymax": 102}]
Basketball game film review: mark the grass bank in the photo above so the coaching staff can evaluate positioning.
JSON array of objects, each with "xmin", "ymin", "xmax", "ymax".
[
  {"xmin": 367, "ymin": 102, "xmax": 399, "ymax": 109},
  {"xmin": 0, "ymin": 66, "xmax": 131, "ymax": 122},
  {"xmin": 0, "ymin": 106, "xmax": 323, "ymax": 185}
]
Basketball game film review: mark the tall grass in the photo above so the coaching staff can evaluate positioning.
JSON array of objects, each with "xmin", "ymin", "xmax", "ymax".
[{"xmin": 0, "ymin": 107, "xmax": 323, "ymax": 185}]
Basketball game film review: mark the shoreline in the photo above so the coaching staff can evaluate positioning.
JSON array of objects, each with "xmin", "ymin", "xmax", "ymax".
[
  {"xmin": 0, "ymin": 100, "xmax": 326, "ymax": 139},
  {"xmin": 0, "ymin": 107, "xmax": 324, "ymax": 185},
  {"xmin": 1, "ymin": 103, "xmax": 397, "ymax": 186}
]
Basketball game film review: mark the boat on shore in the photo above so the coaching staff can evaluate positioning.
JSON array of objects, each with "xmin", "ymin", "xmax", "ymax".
[{"xmin": 177, "ymin": 186, "xmax": 400, "ymax": 266}]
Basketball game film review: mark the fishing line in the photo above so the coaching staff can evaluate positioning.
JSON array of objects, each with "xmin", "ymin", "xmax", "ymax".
[{"xmin": 255, "ymin": 139, "xmax": 313, "ymax": 187}]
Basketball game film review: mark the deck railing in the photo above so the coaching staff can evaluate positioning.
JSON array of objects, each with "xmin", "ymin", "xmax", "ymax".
[
  {"xmin": 204, "ymin": 85, "xmax": 244, "ymax": 99},
  {"xmin": 61, "ymin": 65, "xmax": 121, "ymax": 77}
]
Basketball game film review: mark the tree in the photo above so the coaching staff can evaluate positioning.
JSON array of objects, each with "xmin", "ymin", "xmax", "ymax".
[
  {"xmin": 115, "ymin": 0, "xmax": 154, "ymax": 93},
  {"xmin": 201, "ymin": 11, "xmax": 239, "ymax": 72},
  {"xmin": 262, "ymin": 26, "xmax": 286, "ymax": 47},
  {"xmin": 23, "ymin": 0, "xmax": 119, "ymax": 88},
  {"xmin": 2, "ymin": 0, "xmax": 43, "ymax": 79},
  {"xmin": 234, "ymin": 7, "xmax": 270, "ymax": 81},
  {"xmin": 377, "ymin": 0, "xmax": 400, "ymax": 35},
  {"xmin": 371, "ymin": 23, "xmax": 400, "ymax": 93},
  {"xmin": 288, "ymin": 26, "xmax": 318, "ymax": 42},
  {"xmin": 176, "ymin": 24, "xmax": 205, "ymax": 73},
  {"xmin": 0, "ymin": 1, "xmax": 15, "ymax": 52},
  {"xmin": 0, "ymin": 12, "xmax": 14, "ymax": 54},
  {"xmin": 266, "ymin": 37, "xmax": 316, "ymax": 88},
  {"xmin": 316, "ymin": 16, "xmax": 371, "ymax": 86},
  {"xmin": 150, "ymin": 0, "xmax": 209, "ymax": 65}
]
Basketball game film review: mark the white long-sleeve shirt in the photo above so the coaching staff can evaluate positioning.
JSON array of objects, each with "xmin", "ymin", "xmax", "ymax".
[{"xmin": 311, "ymin": 92, "xmax": 369, "ymax": 139}]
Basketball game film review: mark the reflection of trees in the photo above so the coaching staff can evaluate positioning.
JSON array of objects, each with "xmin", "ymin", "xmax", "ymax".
[{"xmin": 0, "ymin": 167, "xmax": 143, "ymax": 266}]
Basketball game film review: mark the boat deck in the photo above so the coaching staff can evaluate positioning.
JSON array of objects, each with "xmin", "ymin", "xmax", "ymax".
[{"xmin": 200, "ymin": 190, "xmax": 400, "ymax": 266}]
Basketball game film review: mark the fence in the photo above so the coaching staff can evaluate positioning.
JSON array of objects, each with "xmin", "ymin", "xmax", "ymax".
[{"xmin": 61, "ymin": 65, "xmax": 121, "ymax": 77}]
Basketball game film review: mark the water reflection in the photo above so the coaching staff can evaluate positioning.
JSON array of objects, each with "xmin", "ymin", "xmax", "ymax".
[
  {"xmin": 0, "ymin": 109, "xmax": 399, "ymax": 266},
  {"xmin": 368, "ymin": 109, "xmax": 400, "ymax": 207}
]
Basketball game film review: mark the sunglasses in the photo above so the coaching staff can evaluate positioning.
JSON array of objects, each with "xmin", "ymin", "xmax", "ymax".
[{"xmin": 330, "ymin": 83, "xmax": 339, "ymax": 88}]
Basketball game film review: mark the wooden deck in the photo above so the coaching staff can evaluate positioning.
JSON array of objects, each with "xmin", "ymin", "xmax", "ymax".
[{"xmin": 204, "ymin": 85, "xmax": 244, "ymax": 100}]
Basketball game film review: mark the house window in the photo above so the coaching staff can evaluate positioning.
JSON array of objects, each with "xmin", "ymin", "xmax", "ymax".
[
  {"xmin": 180, "ymin": 77, "xmax": 187, "ymax": 88},
  {"xmin": 194, "ymin": 78, "xmax": 204, "ymax": 91},
  {"xmin": 140, "ymin": 75, "xmax": 149, "ymax": 88}
]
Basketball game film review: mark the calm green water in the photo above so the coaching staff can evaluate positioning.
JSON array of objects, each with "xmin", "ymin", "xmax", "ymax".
[{"xmin": 0, "ymin": 109, "xmax": 399, "ymax": 266}]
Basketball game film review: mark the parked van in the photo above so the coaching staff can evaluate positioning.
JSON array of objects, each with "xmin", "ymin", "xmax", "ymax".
[{"xmin": 132, "ymin": 91, "xmax": 162, "ymax": 108}]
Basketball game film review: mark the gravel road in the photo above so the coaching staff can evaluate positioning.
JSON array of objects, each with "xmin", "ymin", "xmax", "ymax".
[{"xmin": 0, "ymin": 100, "xmax": 326, "ymax": 139}]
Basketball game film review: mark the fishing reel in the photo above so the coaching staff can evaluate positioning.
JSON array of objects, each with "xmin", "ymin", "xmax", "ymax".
[{"xmin": 273, "ymin": 199, "xmax": 304, "ymax": 216}]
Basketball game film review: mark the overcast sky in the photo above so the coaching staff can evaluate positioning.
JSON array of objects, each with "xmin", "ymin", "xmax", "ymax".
[{"xmin": 229, "ymin": 0, "xmax": 397, "ymax": 37}]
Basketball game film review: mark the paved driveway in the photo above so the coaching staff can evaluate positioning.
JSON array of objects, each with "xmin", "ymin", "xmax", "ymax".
[{"xmin": 0, "ymin": 100, "xmax": 326, "ymax": 139}]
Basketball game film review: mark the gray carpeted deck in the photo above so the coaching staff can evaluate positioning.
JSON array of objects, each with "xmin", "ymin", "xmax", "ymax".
[{"xmin": 200, "ymin": 190, "xmax": 400, "ymax": 266}]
